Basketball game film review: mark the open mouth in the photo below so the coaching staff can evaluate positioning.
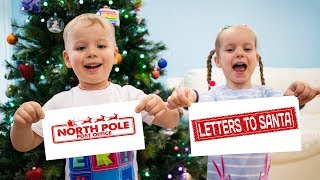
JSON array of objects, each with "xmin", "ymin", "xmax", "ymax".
[
  {"xmin": 84, "ymin": 63, "xmax": 102, "ymax": 69},
  {"xmin": 233, "ymin": 63, "xmax": 247, "ymax": 72}
]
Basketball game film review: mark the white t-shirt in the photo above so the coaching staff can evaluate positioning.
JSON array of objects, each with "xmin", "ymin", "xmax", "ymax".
[{"xmin": 32, "ymin": 83, "xmax": 154, "ymax": 180}]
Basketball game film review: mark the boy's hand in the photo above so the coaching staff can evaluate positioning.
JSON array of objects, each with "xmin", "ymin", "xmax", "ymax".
[
  {"xmin": 167, "ymin": 87, "xmax": 197, "ymax": 109},
  {"xmin": 13, "ymin": 101, "xmax": 45, "ymax": 128},
  {"xmin": 135, "ymin": 94, "xmax": 168, "ymax": 121},
  {"xmin": 284, "ymin": 81, "xmax": 320, "ymax": 106}
]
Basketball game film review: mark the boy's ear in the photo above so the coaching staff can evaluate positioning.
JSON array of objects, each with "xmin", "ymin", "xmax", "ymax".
[
  {"xmin": 214, "ymin": 56, "xmax": 222, "ymax": 68},
  {"xmin": 113, "ymin": 48, "xmax": 119, "ymax": 65},
  {"xmin": 62, "ymin": 50, "xmax": 72, "ymax": 68}
]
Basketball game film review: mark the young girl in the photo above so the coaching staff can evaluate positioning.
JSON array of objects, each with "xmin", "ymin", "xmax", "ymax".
[{"xmin": 167, "ymin": 25, "xmax": 320, "ymax": 180}]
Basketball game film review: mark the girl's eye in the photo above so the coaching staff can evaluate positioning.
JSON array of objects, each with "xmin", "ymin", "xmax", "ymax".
[
  {"xmin": 226, "ymin": 49, "xmax": 234, "ymax": 52},
  {"xmin": 97, "ymin": 45, "xmax": 106, "ymax": 48},
  {"xmin": 244, "ymin": 48, "xmax": 252, "ymax": 51}
]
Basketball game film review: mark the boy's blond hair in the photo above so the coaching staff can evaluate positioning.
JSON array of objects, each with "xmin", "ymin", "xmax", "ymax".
[{"xmin": 63, "ymin": 13, "xmax": 116, "ymax": 47}]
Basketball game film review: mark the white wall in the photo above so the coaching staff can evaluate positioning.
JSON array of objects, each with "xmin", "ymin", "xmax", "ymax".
[
  {"xmin": 141, "ymin": 0, "xmax": 320, "ymax": 83},
  {"xmin": 0, "ymin": 0, "xmax": 12, "ymax": 104}
]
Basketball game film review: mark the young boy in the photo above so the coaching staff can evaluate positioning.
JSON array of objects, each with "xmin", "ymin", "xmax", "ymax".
[{"xmin": 10, "ymin": 13, "xmax": 179, "ymax": 180}]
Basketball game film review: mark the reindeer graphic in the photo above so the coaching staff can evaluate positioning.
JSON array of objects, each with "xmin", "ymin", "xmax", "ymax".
[
  {"xmin": 95, "ymin": 115, "xmax": 106, "ymax": 123},
  {"xmin": 108, "ymin": 113, "xmax": 118, "ymax": 120},
  {"xmin": 82, "ymin": 117, "xmax": 92, "ymax": 125}
]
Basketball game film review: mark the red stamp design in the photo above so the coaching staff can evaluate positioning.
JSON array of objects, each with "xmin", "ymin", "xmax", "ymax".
[
  {"xmin": 51, "ymin": 114, "xmax": 135, "ymax": 144},
  {"xmin": 192, "ymin": 107, "xmax": 298, "ymax": 142}
]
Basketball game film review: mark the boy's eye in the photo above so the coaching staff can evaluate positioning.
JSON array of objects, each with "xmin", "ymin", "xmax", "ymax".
[
  {"xmin": 76, "ymin": 46, "xmax": 86, "ymax": 51},
  {"xmin": 226, "ymin": 48, "xmax": 234, "ymax": 52},
  {"xmin": 97, "ymin": 44, "xmax": 106, "ymax": 48},
  {"xmin": 244, "ymin": 48, "xmax": 253, "ymax": 51}
]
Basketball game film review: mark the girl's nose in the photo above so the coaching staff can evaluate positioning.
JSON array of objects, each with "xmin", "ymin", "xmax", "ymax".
[{"xmin": 235, "ymin": 49, "xmax": 244, "ymax": 58}]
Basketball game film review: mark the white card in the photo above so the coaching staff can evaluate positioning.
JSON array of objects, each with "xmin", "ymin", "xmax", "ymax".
[
  {"xmin": 189, "ymin": 96, "xmax": 301, "ymax": 156},
  {"xmin": 42, "ymin": 100, "xmax": 145, "ymax": 160}
]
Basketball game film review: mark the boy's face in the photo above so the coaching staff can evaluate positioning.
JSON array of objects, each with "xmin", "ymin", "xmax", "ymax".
[
  {"xmin": 214, "ymin": 26, "xmax": 259, "ymax": 89},
  {"xmin": 62, "ymin": 21, "xmax": 117, "ymax": 90}
]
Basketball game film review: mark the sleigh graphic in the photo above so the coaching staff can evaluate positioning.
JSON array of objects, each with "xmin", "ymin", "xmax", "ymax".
[{"xmin": 66, "ymin": 114, "xmax": 120, "ymax": 127}]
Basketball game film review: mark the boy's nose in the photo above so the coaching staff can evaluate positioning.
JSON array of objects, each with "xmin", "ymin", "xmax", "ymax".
[{"xmin": 87, "ymin": 48, "xmax": 97, "ymax": 58}]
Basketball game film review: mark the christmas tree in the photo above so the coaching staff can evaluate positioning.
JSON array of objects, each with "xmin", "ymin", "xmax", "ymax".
[{"xmin": 0, "ymin": 0, "xmax": 206, "ymax": 179}]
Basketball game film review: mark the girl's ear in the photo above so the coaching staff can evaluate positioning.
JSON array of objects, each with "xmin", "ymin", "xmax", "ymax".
[
  {"xmin": 63, "ymin": 50, "xmax": 72, "ymax": 68},
  {"xmin": 256, "ymin": 53, "xmax": 261, "ymax": 65},
  {"xmin": 214, "ymin": 56, "xmax": 222, "ymax": 68}
]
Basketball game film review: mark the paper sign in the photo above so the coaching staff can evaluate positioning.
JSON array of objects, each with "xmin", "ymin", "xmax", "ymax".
[
  {"xmin": 42, "ymin": 101, "xmax": 145, "ymax": 160},
  {"xmin": 189, "ymin": 96, "xmax": 301, "ymax": 156}
]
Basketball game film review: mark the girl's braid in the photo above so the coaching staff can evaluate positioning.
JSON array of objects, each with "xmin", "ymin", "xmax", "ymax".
[
  {"xmin": 207, "ymin": 49, "xmax": 216, "ymax": 90},
  {"xmin": 258, "ymin": 55, "xmax": 265, "ymax": 85}
]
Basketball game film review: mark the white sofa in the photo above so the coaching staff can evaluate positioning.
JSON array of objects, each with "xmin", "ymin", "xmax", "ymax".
[{"xmin": 166, "ymin": 67, "xmax": 320, "ymax": 180}]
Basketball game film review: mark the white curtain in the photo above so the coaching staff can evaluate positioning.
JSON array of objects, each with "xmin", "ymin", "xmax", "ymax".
[{"xmin": 0, "ymin": 0, "xmax": 12, "ymax": 104}]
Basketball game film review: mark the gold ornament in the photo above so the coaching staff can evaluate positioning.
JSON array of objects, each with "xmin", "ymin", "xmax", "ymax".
[
  {"xmin": 5, "ymin": 85, "xmax": 17, "ymax": 97},
  {"xmin": 116, "ymin": 52, "xmax": 123, "ymax": 64},
  {"xmin": 7, "ymin": 33, "xmax": 18, "ymax": 45}
]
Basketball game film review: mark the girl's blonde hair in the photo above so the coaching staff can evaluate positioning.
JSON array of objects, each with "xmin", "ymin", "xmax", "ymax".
[{"xmin": 206, "ymin": 25, "xmax": 265, "ymax": 90}]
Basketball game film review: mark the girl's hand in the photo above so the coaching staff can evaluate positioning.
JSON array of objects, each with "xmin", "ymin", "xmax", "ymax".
[
  {"xmin": 167, "ymin": 87, "xmax": 197, "ymax": 109},
  {"xmin": 284, "ymin": 81, "xmax": 320, "ymax": 106}
]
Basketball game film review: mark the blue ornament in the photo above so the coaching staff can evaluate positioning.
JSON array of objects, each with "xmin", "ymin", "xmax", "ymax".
[{"xmin": 158, "ymin": 58, "xmax": 167, "ymax": 69}]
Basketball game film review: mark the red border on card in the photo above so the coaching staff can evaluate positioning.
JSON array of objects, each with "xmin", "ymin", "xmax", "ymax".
[
  {"xmin": 192, "ymin": 107, "xmax": 298, "ymax": 142},
  {"xmin": 51, "ymin": 117, "xmax": 136, "ymax": 144}
]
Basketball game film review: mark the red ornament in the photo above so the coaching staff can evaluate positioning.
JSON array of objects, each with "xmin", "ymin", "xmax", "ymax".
[
  {"xmin": 151, "ymin": 70, "xmax": 160, "ymax": 79},
  {"xmin": 26, "ymin": 167, "xmax": 42, "ymax": 180},
  {"xmin": 19, "ymin": 63, "xmax": 34, "ymax": 81},
  {"xmin": 7, "ymin": 33, "xmax": 18, "ymax": 45}
]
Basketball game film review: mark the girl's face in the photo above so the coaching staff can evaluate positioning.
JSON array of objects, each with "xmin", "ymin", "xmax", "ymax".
[
  {"xmin": 214, "ymin": 26, "xmax": 259, "ymax": 90},
  {"xmin": 62, "ymin": 21, "xmax": 118, "ymax": 90}
]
